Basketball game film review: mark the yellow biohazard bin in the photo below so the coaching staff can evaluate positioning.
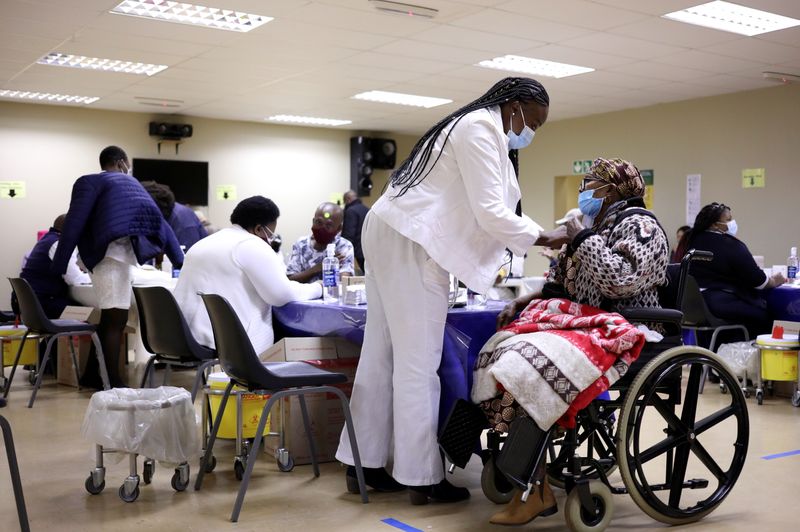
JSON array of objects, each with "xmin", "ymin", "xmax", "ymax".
[
  {"xmin": 1, "ymin": 325, "xmax": 37, "ymax": 367},
  {"xmin": 207, "ymin": 372, "xmax": 271, "ymax": 439},
  {"xmin": 757, "ymin": 334, "xmax": 799, "ymax": 382}
]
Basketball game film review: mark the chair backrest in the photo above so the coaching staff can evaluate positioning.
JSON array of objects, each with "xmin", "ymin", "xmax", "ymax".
[
  {"xmin": 680, "ymin": 274, "xmax": 722, "ymax": 327},
  {"xmin": 132, "ymin": 286, "xmax": 214, "ymax": 361},
  {"xmin": 200, "ymin": 293, "xmax": 277, "ymax": 389},
  {"xmin": 8, "ymin": 278, "xmax": 55, "ymax": 333}
]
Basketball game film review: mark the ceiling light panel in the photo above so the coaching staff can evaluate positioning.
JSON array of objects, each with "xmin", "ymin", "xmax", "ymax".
[
  {"xmin": 38, "ymin": 52, "xmax": 168, "ymax": 76},
  {"xmin": 267, "ymin": 115, "xmax": 352, "ymax": 127},
  {"xmin": 0, "ymin": 90, "xmax": 99, "ymax": 104},
  {"xmin": 476, "ymin": 55, "xmax": 594, "ymax": 79},
  {"xmin": 662, "ymin": 1, "xmax": 800, "ymax": 36},
  {"xmin": 111, "ymin": 0, "xmax": 272, "ymax": 32},
  {"xmin": 352, "ymin": 90, "xmax": 452, "ymax": 108}
]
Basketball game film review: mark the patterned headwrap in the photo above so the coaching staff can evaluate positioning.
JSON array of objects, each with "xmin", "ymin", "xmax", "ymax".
[{"xmin": 587, "ymin": 157, "xmax": 644, "ymax": 199}]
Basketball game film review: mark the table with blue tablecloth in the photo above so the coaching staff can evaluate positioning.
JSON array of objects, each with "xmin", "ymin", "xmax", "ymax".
[
  {"xmin": 767, "ymin": 284, "xmax": 800, "ymax": 321},
  {"xmin": 272, "ymin": 300, "xmax": 504, "ymax": 427}
]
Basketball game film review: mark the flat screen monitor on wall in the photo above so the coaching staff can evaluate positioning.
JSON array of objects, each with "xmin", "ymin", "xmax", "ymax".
[{"xmin": 132, "ymin": 158, "xmax": 209, "ymax": 206}]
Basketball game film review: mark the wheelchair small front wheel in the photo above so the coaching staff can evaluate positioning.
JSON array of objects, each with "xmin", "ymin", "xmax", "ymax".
[
  {"xmin": 480, "ymin": 457, "xmax": 515, "ymax": 504},
  {"xmin": 564, "ymin": 480, "xmax": 613, "ymax": 532}
]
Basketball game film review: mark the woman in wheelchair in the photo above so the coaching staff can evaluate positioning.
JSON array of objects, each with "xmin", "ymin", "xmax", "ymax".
[{"xmin": 477, "ymin": 158, "xmax": 670, "ymax": 526}]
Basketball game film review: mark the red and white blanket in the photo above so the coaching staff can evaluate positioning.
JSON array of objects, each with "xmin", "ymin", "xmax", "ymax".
[{"xmin": 472, "ymin": 299, "xmax": 645, "ymax": 429}]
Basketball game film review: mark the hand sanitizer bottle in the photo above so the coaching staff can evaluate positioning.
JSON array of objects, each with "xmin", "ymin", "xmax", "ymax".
[
  {"xmin": 788, "ymin": 247, "xmax": 798, "ymax": 280},
  {"xmin": 322, "ymin": 244, "xmax": 339, "ymax": 303}
]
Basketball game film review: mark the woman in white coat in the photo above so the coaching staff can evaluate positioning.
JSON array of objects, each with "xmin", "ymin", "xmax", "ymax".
[{"xmin": 336, "ymin": 77, "xmax": 566, "ymax": 504}]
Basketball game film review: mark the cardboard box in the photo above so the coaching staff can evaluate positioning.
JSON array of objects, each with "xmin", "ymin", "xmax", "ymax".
[
  {"xmin": 56, "ymin": 306, "xmax": 132, "ymax": 387},
  {"xmin": 262, "ymin": 337, "xmax": 360, "ymax": 465}
]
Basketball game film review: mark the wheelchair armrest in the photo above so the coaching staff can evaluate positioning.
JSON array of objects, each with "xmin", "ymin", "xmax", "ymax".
[{"xmin": 619, "ymin": 307, "xmax": 684, "ymax": 329}]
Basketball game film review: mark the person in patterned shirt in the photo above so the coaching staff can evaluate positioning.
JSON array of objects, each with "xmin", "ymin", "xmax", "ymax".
[{"xmin": 286, "ymin": 202, "xmax": 355, "ymax": 283}]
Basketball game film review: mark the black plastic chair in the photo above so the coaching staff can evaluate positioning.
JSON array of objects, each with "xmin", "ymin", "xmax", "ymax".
[
  {"xmin": 677, "ymin": 267, "xmax": 749, "ymax": 393},
  {"xmin": 132, "ymin": 286, "xmax": 218, "ymax": 402},
  {"xmin": 6, "ymin": 278, "xmax": 109, "ymax": 407},
  {"xmin": 194, "ymin": 293, "xmax": 368, "ymax": 522},
  {"xmin": 0, "ymin": 397, "xmax": 30, "ymax": 532}
]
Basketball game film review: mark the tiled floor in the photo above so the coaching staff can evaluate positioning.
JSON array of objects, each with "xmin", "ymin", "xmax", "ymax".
[{"xmin": 1, "ymin": 365, "xmax": 799, "ymax": 532}]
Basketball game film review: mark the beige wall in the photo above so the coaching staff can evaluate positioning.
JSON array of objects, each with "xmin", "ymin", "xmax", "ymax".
[
  {"xmin": 1, "ymin": 84, "xmax": 798, "ymax": 304},
  {"xmin": 518, "ymin": 84, "xmax": 800, "ymax": 276}
]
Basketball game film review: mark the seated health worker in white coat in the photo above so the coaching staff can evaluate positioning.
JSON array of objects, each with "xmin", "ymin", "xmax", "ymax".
[
  {"xmin": 336, "ymin": 77, "xmax": 567, "ymax": 504},
  {"xmin": 173, "ymin": 196, "xmax": 321, "ymax": 355}
]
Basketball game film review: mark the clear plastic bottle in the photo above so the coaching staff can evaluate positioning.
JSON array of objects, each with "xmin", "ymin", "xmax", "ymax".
[
  {"xmin": 161, "ymin": 254, "xmax": 173, "ymax": 275},
  {"xmin": 788, "ymin": 247, "xmax": 798, "ymax": 280},
  {"xmin": 322, "ymin": 244, "xmax": 339, "ymax": 303}
]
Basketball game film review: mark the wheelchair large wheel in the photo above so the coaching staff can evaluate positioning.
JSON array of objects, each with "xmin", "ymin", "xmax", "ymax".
[{"xmin": 617, "ymin": 346, "xmax": 749, "ymax": 525}]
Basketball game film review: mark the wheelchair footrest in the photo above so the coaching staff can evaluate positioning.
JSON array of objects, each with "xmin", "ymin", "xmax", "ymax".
[
  {"xmin": 437, "ymin": 399, "xmax": 488, "ymax": 470},
  {"xmin": 496, "ymin": 417, "xmax": 551, "ymax": 491}
]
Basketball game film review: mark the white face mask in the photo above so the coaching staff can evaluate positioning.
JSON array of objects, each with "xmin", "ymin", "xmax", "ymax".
[
  {"xmin": 507, "ymin": 107, "xmax": 535, "ymax": 150},
  {"xmin": 725, "ymin": 219, "xmax": 738, "ymax": 236}
]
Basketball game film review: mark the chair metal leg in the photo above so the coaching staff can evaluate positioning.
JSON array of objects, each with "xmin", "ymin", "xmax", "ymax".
[
  {"xmin": 163, "ymin": 363, "xmax": 172, "ymax": 386},
  {"xmin": 298, "ymin": 394, "xmax": 319, "ymax": 477},
  {"xmin": 67, "ymin": 335, "xmax": 82, "ymax": 390},
  {"xmin": 191, "ymin": 359, "xmax": 217, "ymax": 403},
  {"xmin": 231, "ymin": 393, "xmax": 282, "ymax": 523},
  {"xmin": 194, "ymin": 380, "xmax": 234, "ymax": 491},
  {"xmin": 27, "ymin": 336, "xmax": 57, "ymax": 408},
  {"xmin": 0, "ymin": 414, "xmax": 30, "ymax": 532},
  {"xmin": 329, "ymin": 386, "xmax": 368, "ymax": 504},
  {"xmin": 139, "ymin": 355, "xmax": 158, "ymax": 389},
  {"xmin": 89, "ymin": 333, "xmax": 110, "ymax": 391},
  {"xmin": 3, "ymin": 331, "xmax": 30, "ymax": 399}
]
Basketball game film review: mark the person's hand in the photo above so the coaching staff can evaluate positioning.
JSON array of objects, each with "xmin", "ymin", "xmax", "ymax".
[
  {"xmin": 538, "ymin": 248, "xmax": 556, "ymax": 260},
  {"xmin": 564, "ymin": 216, "xmax": 586, "ymax": 241},
  {"xmin": 310, "ymin": 262, "xmax": 323, "ymax": 275},
  {"xmin": 497, "ymin": 299, "xmax": 524, "ymax": 329},
  {"xmin": 535, "ymin": 226, "xmax": 569, "ymax": 248},
  {"xmin": 770, "ymin": 271, "xmax": 787, "ymax": 288}
]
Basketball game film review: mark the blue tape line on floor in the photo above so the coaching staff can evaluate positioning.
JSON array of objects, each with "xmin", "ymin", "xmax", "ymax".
[
  {"xmin": 382, "ymin": 518, "xmax": 423, "ymax": 532},
  {"xmin": 761, "ymin": 449, "xmax": 800, "ymax": 460}
]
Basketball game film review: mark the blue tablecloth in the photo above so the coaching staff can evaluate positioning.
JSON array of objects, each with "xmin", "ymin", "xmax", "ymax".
[
  {"xmin": 767, "ymin": 285, "xmax": 800, "ymax": 321},
  {"xmin": 273, "ymin": 300, "xmax": 504, "ymax": 427}
]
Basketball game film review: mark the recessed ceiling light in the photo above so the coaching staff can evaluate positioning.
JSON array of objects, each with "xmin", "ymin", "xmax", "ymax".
[
  {"xmin": 369, "ymin": 0, "xmax": 438, "ymax": 19},
  {"xmin": 267, "ymin": 115, "xmax": 352, "ymax": 127},
  {"xmin": 111, "ymin": 0, "xmax": 272, "ymax": 33},
  {"xmin": 352, "ymin": 90, "xmax": 452, "ymax": 108},
  {"xmin": 0, "ymin": 89, "xmax": 99, "ymax": 104},
  {"xmin": 662, "ymin": 1, "xmax": 800, "ymax": 36},
  {"xmin": 476, "ymin": 55, "xmax": 594, "ymax": 78},
  {"xmin": 38, "ymin": 52, "xmax": 168, "ymax": 76}
]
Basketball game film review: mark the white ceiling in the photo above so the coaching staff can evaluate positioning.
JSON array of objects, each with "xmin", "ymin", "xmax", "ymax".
[{"xmin": 1, "ymin": 0, "xmax": 799, "ymax": 134}]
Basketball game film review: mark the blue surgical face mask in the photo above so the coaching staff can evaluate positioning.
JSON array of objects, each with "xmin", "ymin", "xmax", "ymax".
[
  {"xmin": 507, "ymin": 107, "xmax": 535, "ymax": 150},
  {"xmin": 725, "ymin": 219, "xmax": 738, "ymax": 236},
  {"xmin": 578, "ymin": 188, "xmax": 606, "ymax": 218}
]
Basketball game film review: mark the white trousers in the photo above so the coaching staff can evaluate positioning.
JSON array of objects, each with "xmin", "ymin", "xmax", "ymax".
[{"xmin": 335, "ymin": 212, "xmax": 450, "ymax": 486}]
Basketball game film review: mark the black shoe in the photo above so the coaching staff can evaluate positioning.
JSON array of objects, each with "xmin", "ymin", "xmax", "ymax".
[
  {"xmin": 346, "ymin": 466, "xmax": 405, "ymax": 493},
  {"xmin": 409, "ymin": 478, "xmax": 470, "ymax": 505}
]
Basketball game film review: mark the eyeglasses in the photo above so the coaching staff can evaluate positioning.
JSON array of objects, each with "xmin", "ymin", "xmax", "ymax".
[{"xmin": 579, "ymin": 177, "xmax": 609, "ymax": 193}]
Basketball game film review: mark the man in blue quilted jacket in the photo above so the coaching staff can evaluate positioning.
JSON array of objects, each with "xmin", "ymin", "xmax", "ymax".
[{"xmin": 53, "ymin": 146, "xmax": 183, "ymax": 388}]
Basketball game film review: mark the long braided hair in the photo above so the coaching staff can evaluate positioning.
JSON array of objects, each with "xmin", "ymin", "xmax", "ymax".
[
  {"xmin": 675, "ymin": 202, "xmax": 729, "ymax": 260},
  {"xmin": 389, "ymin": 77, "xmax": 549, "ymax": 197}
]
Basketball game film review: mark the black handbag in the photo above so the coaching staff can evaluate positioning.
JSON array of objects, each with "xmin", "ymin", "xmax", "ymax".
[{"xmin": 437, "ymin": 399, "xmax": 488, "ymax": 470}]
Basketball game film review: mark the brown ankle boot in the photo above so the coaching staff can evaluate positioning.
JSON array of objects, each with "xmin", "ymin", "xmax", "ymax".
[{"xmin": 489, "ymin": 480, "xmax": 557, "ymax": 526}]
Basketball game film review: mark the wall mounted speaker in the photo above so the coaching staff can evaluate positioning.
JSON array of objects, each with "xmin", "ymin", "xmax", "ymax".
[
  {"xmin": 350, "ymin": 136, "xmax": 396, "ymax": 196},
  {"xmin": 149, "ymin": 121, "xmax": 193, "ymax": 139}
]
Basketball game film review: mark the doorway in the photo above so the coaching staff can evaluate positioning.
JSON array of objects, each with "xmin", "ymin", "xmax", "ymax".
[{"xmin": 554, "ymin": 174, "xmax": 582, "ymax": 221}]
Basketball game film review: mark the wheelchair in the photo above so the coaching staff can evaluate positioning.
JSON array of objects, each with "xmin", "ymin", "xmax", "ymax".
[{"xmin": 439, "ymin": 250, "xmax": 749, "ymax": 531}]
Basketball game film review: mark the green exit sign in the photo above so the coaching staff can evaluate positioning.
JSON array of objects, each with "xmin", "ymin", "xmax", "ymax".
[{"xmin": 573, "ymin": 160, "xmax": 592, "ymax": 174}]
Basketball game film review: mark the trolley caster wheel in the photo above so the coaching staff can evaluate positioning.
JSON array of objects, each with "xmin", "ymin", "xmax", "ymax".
[
  {"xmin": 202, "ymin": 454, "xmax": 217, "ymax": 473},
  {"xmin": 171, "ymin": 468, "xmax": 190, "ymax": 491},
  {"xmin": 756, "ymin": 391, "xmax": 764, "ymax": 406},
  {"xmin": 234, "ymin": 458, "xmax": 246, "ymax": 481},
  {"xmin": 480, "ymin": 458, "xmax": 515, "ymax": 504},
  {"xmin": 118, "ymin": 484, "xmax": 140, "ymax": 503},
  {"xmin": 143, "ymin": 459, "xmax": 155, "ymax": 485},
  {"xmin": 791, "ymin": 392, "xmax": 800, "ymax": 408},
  {"xmin": 743, "ymin": 389, "xmax": 750, "ymax": 399},
  {"xmin": 85, "ymin": 475, "xmax": 105, "ymax": 495},
  {"xmin": 565, "ymin": 481, "xmax": 613, "ymax": 532},
  {"xmin": 719, "ymin": 383, "xmax": 727, "ymax": 394},
  {"xmin": 28, "ymin": 371, "xmax": 37, "ymax": 386},
  {"xmin": 275, "ymin": 449, "xmax": 294, "ymax": 473}
]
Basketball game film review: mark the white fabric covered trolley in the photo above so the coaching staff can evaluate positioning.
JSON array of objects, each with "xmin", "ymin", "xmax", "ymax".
[{"xmin": 81, "ymin": 386, "xmax": 200, "ymax": 502}]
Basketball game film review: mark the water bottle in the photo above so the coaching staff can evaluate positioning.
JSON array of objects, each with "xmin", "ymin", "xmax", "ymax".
[
  {"xmin": 161, "ymin": 254, "xmax": 172, "ymax": 275},
  {"xmin": 788, "ymin": 247, "xmax": 798, "ymax": 280},
  {"xmin": 322, "ymin": 244, "xmax": 339, "ymax": 303}
]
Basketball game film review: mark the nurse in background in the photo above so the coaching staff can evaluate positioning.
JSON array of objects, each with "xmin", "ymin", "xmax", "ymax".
[{"xmin": 336, "ymin": 77, "xmax": 566, "ymax": 504}]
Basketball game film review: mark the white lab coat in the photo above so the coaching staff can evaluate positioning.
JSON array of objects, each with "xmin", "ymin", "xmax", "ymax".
[{"xmin": 337, "ymin": 106, "xmax": 543, "ymax": 486}]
